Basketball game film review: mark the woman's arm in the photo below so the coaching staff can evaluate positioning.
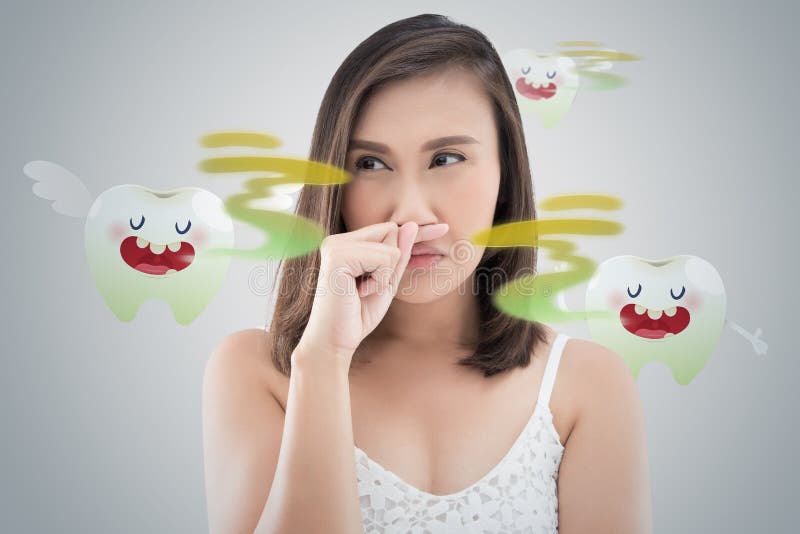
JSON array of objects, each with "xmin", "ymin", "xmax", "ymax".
[
  {"xmin": 556, "ymin": 340, "xmax": 653, "ymax": 534},
  {"xmin": 202, "ymin": 329, "xmax": 364, "ymax": 534},
  {"xmin": 202, "ymin": 329, "xmax": 282, "ymax": 533}
]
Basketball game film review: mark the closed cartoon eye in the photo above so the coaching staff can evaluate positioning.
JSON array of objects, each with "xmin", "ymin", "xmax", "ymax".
[
  {"xmin": 175, "ymin": 220, "xmax": 192, "ymax": 235},
  {"xmin": 521, "ymin": 65, "xmax": 531, "ymax": 75},
  {"xmin": 627, "ymin": 283, "xmax": 642, "ymax": 298},
  {"xmin": 547, "ymin": 70, "xmax": 556, "ymax": 79},
  {"xmin": 671, "ymin": 286, "xmax": 686, "ymax": 299},
  {"xmin": 130, "ymin": 215, "xmax": 145, "ymax": 230}
]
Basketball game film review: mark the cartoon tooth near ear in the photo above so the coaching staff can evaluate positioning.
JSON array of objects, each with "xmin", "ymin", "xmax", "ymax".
[
  {"xmin": 561, "ymin": 254, "xmax": 767, "ymax": 385},
  {"xmin": 23, "ymin": 160, "xmax": 234, "ymax": 325}
]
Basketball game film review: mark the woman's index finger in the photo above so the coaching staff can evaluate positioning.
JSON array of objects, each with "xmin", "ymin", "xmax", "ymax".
[
  {"xmin": 413, "ymin": 223, "xmax": 449, "ymax": 243},
  {"xmin": 336, "ymin": 221, "xmax": 399, "ymax": 243}
]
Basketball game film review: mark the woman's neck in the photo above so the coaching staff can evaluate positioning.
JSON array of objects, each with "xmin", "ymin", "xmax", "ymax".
[{"xmin": 369, "ymin": 287, "xmax": 480, "ymax": 349}]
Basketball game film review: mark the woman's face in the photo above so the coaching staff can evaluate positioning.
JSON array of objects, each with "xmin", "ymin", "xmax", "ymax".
[{"xmin": 342, "ymin": 66, "xmax": 502, "ymax": 303}]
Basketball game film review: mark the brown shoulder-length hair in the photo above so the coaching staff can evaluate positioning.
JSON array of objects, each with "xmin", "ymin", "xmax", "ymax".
[{"xmin": 267, "ymin": 13, "xmax": 547, "ymax": 378}]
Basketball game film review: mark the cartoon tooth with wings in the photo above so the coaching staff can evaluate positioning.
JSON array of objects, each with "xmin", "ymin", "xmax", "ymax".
[{"xmin": 23, "ymin": 160, "xmax": 234, "ymax": 325}]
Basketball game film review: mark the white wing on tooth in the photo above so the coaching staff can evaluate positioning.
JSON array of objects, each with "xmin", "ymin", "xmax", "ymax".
[{"xmin": 22, "ymin": 160, "xmax": 94, "ymax": 218}]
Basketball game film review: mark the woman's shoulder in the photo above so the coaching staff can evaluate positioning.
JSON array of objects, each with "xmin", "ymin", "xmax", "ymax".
[
  {"xmin": 207, "ymin": 327, "xmax": 273, "ymax": 369},
  {"xmin": 204, "ymin": 327, "xmax": 282, "ymax": 405},
  {"xmin": 542, "ymin": 327, "xmax": 632, "ymax": 389},
  {"xmin": 560, "ymin": 335, "xmax": 633, "ymax": 384},
  {"xmin": 555, "ymin": 334, "xmax": 642, "ymax": 442}
]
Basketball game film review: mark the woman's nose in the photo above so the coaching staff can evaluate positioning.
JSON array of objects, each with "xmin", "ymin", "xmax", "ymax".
[{"xmin": 389, "ymin": 173, "xmax": 438, "ymax": 226}]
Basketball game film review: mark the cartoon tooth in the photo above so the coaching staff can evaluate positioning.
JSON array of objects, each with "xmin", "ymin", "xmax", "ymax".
[
  {"xmin": 84, "ymin": 184, "xmax": 234, "ymax": 325},
  {"xmin": 23, "ymin": 159, "xmax": 237, "ymax": 325},
  {"xmin": 585, "ymin": 255, "xmax": 726, "ymax": 385},
  {"xmin": 501, "ymin": 48, "xmax": 579, "ymax": 128}
]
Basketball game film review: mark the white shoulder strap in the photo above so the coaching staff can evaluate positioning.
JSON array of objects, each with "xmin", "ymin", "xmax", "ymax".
[{"xmin": 537, "ymin": 333, "xmax": 570, "ymax": 409}]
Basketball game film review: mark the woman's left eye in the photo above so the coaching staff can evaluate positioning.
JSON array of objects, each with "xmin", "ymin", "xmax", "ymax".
[{"xmin": 431, "ymin": 152, "xmax": 466, "ymax": 168}]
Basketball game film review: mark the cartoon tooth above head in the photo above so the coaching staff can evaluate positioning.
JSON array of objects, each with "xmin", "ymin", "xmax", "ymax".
[
  {"xmin": 583, "ymin": 254, "xmax": 766, "ymax": 385},
  {"xmin": 501, "ymin": 48, "xmax": 579, "ymax": 128},
  {"xmin": 23, "ymin": 160, "xmax": 234, "ymax": 325}
]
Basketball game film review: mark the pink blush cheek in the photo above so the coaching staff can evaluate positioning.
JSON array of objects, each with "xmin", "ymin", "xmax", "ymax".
[
  {"xmin": 188, "ymin": 228, "xmax": 207, "ymax": 249},
  {"xmin": 108, "ymin": 222, "xmax": 128, "ymax": 243},
  {"xmin": 683, "ymin": 293, "xmax": 702, "ymax": 311},
  {"xmin": 607, "ymin": 291, "xmax": 627, "ymax": 312}
]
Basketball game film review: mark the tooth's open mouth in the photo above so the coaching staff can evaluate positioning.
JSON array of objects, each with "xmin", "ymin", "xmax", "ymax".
[
  {"xmin": 120, "ymin": 235, "xmax": 195, "ymax": 275},
  {"xmin": 619, "ymin": 303, "xmax": 690, "ymax": 340},
  {"xmin": 515, "ymin": 77, "xmax": 557, "ymax": 100}
]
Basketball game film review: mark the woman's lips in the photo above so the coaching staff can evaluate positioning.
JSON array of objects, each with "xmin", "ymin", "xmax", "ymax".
[
  {"xmin": 410, "ymin": 243, "xmax": 445, "ymax": 255},
  {"xmin": 407, "ymin": 253, "xmax": 443, "ymax": 269}
]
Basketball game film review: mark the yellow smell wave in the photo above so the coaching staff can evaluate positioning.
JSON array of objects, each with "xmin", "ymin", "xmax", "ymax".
[
  {"xmin": 470, "ymin": 194, "xmax": 623, "ymax": 323},
  {"xmin": 197, "ymin": 131, "xmax": 350, "ymax": 260},
  {"xmin": 555, "ymin": 41, "xmax": 643, "ymax": 91}
]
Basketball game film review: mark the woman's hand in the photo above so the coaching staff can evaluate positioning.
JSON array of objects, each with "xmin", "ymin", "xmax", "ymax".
[{"xmin": 295, "ymin": 221, "xmax": 449, "ymax": 364}]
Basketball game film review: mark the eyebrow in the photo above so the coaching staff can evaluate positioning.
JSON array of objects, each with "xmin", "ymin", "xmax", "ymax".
[{"xmin": 347, "ymin": 135, "xmax": 480, "ymax": 155}]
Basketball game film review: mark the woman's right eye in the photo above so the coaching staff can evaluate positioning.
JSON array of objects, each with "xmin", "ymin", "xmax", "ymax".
[{"xmin": 354, "ymin": 156, "xmax": 387, "ymax": 172}]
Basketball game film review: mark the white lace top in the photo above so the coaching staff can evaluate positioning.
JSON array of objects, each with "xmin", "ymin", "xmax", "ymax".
[{"xmin": 354, "ymin": 333, "xmax": 570, "ymax": 534}]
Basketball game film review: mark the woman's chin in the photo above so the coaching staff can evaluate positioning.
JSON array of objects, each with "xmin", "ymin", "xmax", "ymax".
[
  {"xmin": 392, "ymin": 290, "xmax": 443, "ymax": 304},
  {"xmin": 392, "ymin": 274, "xmax": 466, "ymax": 303}
]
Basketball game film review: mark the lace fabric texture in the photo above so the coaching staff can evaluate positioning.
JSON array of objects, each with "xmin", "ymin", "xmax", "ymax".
[{"xmin": 355, "ymin": 334, "xmax": 569, "ymax": 534}]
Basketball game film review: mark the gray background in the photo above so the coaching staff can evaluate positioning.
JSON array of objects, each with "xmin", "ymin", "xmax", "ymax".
[{"xmin": 1, "ymin": 1, "xmax": 796, "ymax": 532}]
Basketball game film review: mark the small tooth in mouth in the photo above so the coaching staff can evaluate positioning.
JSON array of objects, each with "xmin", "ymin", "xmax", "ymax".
[
  {"xmin": 664, "ymin": 333, "xmax": 674, "ymax": 338},
  {"xmin": 167, "ymin": 241, "xmax": 181, "ymax": 252},
  {"xmin": 149, "ymin": 243, "xmax": 166, "ymax": 254},
  {"xmin": 664, "ymin": 307, "xmax": 677, "ymax": 317},
  {"xmin": 136, "ymin": 237, "xmax": 149, "ymax": 249},
  {"xmin": 647, "ymin": 309, "xmax": 663, "ymax": 320},
  {"xmin": 634, "ymin": 304, "xmax": 647, "ymax": 315},
  {"xmin": 166, "ymin": 269, "xmax": 176, "ymax": 275}
]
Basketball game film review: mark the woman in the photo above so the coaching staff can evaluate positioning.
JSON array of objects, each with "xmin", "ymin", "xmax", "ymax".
[{"xmin": 202, "ymin": 13, "xmax": 652, "ymax": 534}]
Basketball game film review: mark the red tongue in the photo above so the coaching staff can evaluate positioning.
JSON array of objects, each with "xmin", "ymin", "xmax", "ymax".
[
  {"xmin": 135, "ymin": 263, "xmax": 172, "ymax": 275},
  {"xmin": 634, "ymin": 328, "xmax": 669, "ymax": 340}
]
